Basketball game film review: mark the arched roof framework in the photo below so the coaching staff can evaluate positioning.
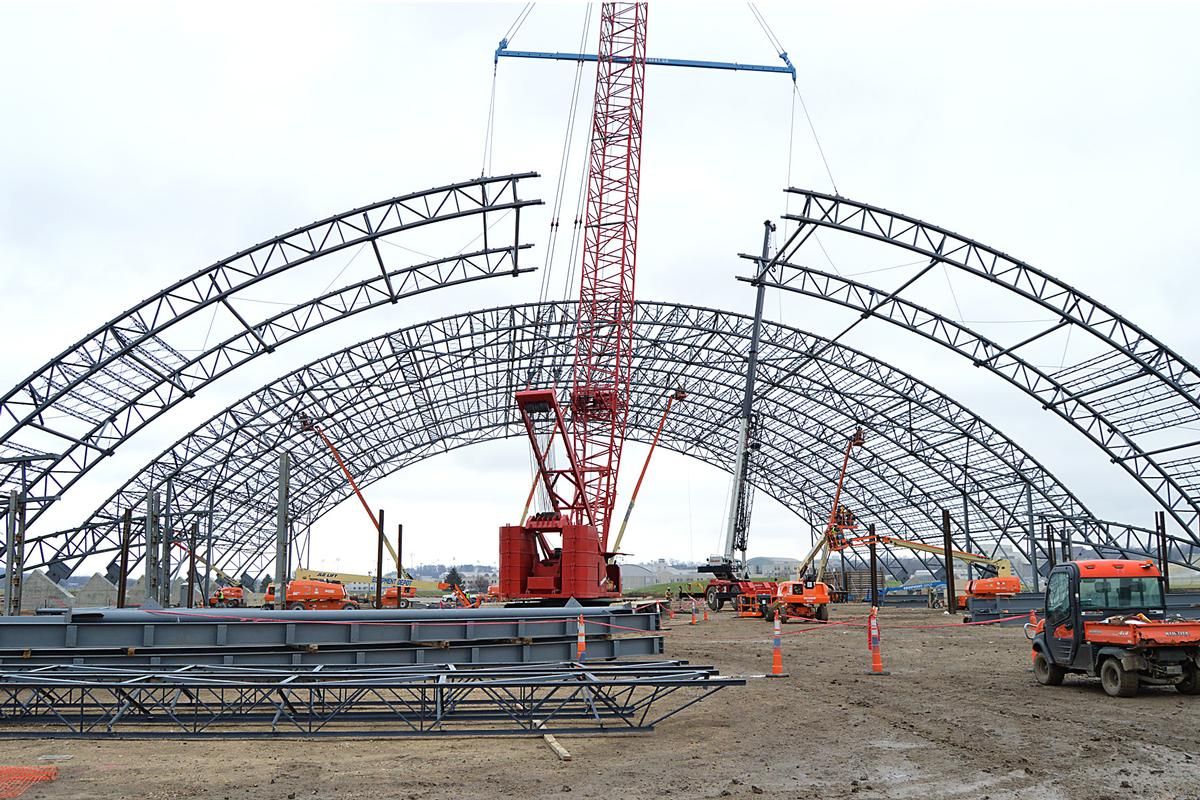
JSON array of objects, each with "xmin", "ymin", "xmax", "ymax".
[
  {"xmin": 0, "ymin": 173, "xmax": 540, "ymax": 536},
  {"xmin": 746, "ymin": 188, "xmax": 1200, "ymax": 566},
  {"xmin": 31, "ymin": 302, "xmax": 1101, "ymax": 583}
]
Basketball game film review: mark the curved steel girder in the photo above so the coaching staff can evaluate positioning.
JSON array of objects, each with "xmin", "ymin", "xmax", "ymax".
[
  {"xmin": 771, "ymin": 189, "xmax": 1200, "ymax": 546},
  {"xmin": 751, "ymin": 261, "xmax": 1200, "ymax": 565},
  {"xmin": 205, "ymin": 361, "xmax": 1007, "ymax": 581},
  {"xmin": 38, "ymin": 302, "xmax": 1095, "ymax": 581},
  {"xmin": 0, "ymin": 173, "xmax": 541, "ymax": 533}
]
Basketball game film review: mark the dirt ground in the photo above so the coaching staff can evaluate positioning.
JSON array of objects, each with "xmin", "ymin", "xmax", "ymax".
[{"xmin": 1, "ymin": 605, "xmax": 1197, "ymax": 800}]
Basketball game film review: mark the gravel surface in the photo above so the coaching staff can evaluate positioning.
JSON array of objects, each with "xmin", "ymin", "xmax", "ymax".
[{"xmin": 0, "ymin": 605, "xmax": 1196, "ymax": 799}]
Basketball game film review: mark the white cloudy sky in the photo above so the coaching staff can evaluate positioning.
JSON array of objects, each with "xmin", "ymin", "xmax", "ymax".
[{"xmin": 1, "ymin": 1, "xmax": 1198, "ymax": 574}]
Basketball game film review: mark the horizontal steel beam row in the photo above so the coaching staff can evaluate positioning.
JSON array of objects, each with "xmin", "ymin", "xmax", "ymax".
[
  {"xmin": 0, "ymin": 633, "xmax": 664, "ymax": 667},
  {"xmin": 0, "ymin": 660, "xmax": 738, "ymax": 737},
  {"xmin": 1, "ymin": 606, "xmax": 660, "ymax": 652}
]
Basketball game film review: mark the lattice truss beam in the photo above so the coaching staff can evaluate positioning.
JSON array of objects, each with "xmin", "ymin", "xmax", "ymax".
[
  {"xmin": 30, "ymin": 301, "xmax": 1122, "ymax": 584},
  {"xmin": 741, "ymin": 189, "xmax": 1200, "ymax": 565},
  {"xmin": 0, "ymin": 173, "xmax": 541, "ymax": 536}
]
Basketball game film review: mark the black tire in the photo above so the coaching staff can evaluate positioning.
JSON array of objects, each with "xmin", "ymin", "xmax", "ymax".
[
  {"xmin": 398, "ymin": 599, "xmax": 412, "ymax": 610},
  {"xmin": 1100, "ymin": 658, "xmax": 1139, "ymax": 698},
  {"xmin": 287, "ymin": 602, "xmax": 305, "ymax": 611},
  {"xmin": 1176, "ymin": 664, "xmax": 1200, "ymax": 695},
  {"xmin": 816, "ymin": 604, "xmax": 829, "ymax": 622},
  {"xmin": 764, "ymin": 603, "xmax": 778, "ymax": 622},
  {"xmin": 705, "ymin": 586, "xmax": 722, "ymax": 612},
  {"xmin": 1033, "ymin": 651, "xmax": 1065, "ymax": 686},
  {"xmin": 232, "ymin": 599, "xmax": 243, "ymax": 608},
  {"xmin": 342, "ymin": 602, "xmax": 358, "ymax": 610},
  {"xmin": 262, "ymin": 603, "xmax": 273, "ymax": 611}
]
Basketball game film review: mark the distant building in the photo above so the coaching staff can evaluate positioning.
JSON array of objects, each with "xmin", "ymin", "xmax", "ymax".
[{"xmin": 620, "ymin": 564, "xmax": 656, "ymax": 589}]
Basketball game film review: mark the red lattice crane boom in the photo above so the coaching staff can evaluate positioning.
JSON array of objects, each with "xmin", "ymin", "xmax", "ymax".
[
  {"xmin": 500, "ymin": 2, "xmax": 647, "ymax": 602},
  {"xmin": 571, "ymin": 2, "xmax": 647, "ymax": 548}
]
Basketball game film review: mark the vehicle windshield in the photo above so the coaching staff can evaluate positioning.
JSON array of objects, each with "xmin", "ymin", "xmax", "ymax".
[{"xmin": 1078, "ymin": 576, "xmax": 1163, "ymax": 611}]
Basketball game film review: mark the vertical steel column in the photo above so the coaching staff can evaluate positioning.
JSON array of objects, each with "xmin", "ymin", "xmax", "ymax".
[
  {"xmin": 1025, "ymin": 482, "xmax": 1039, "ymax": 592},
  {"xmin": 161, "ymin": 479, "xmax": 173, "ymax": 606},
  {"xmin": 397, "ymin": 523, "xmax": 404, "ymax": 577},
  {"xmin": 941, "ymin": 510, "xmax": 956, "ymax": 612},
  {"xmin": 1046, "ymin": 522, "xmax": 1056, "ymax": 570},
  {"xmin": 867, "ymin": 523, "xmax": 879, "ymax": 606},
  {"xmin": 187, "ymin": 522, "xmax": 198, "ymax": 608},
  {"xmin": 3, "ymin": 491, "xmax": 18, "ymax": 616},
  {"xmin": 144, "ymin": 491, "xmax": 159, "ymax": 605},
  {"xmin": 204, "ymin": 490, "xmax": 215, "ymax": 601},
  {"xmin": 1156, "ymin": 511, "xmax": 1171, "ymax": 594},
  {"xmin": 962, "ymin": 440, "xmax": 972, "ymax": 581},
  {"xmin": 273, "ymin": 452, "xmax": 290, "ymax": 606},
  {"xmin": 117, "ymin": 508, "xmax": 133, "ymax": 608},
  {"xmin": 375, "ymin": 508, "xmax": 385, "ymax": 609}
]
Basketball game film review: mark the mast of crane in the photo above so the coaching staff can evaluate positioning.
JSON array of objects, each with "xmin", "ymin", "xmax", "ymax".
[
  {"xmin": 569, "ymin": 2, "xmax": 648, "ymax": 549},
  {"xmin": 720, "ymin": 220, "xmax": 775, "ymax": 573}
]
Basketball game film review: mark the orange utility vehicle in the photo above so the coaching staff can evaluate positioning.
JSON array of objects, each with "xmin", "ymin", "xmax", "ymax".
[
  {"xmin": 1027, "ymin": 559, "xmax": 1200, "ymax": 697},
  {"xmin": 207, "ymin": 586, "xmax": 245, "ymax": 608},
  {"xmin": 766, "ymin": 579, "xmax": 831, "ymax": 622},
  {"xmin": 262, "ymin": 579, "xmax": 358, "ymax": 611}
]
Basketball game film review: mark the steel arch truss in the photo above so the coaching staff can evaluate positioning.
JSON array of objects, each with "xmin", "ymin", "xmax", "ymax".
[
  {"xmin": 0, "ymin": 173, "xmax": 541, "ymax": 536},
  {"xmin": 741, "ymin": 188, "xmax": 1200, "ymax": 565},
  {"xmin": 34, "ymin": 302, "xmax": 1102, "ymax": 583}
]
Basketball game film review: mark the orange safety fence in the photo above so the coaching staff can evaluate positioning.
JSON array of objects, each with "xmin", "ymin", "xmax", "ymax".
[{"xmin": 0, "ymin": 766, "xmax": 58, "ymax": 799}]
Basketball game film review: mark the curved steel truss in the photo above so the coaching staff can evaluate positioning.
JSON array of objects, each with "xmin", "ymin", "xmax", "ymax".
[
  {"xmin": 0, "ymin": 173, "xmax": 540, "ymax": 534},
  {"xmin": 742, "ymin": 189, "xmax": 1200, "ymax": 566},
  {"xmin": 7, "ymin": 181, "xmax": 1194, "ymax": 586},
  {"xmin": 32, "ymin": 301, "xmax": 1105, "ymax": 583}
]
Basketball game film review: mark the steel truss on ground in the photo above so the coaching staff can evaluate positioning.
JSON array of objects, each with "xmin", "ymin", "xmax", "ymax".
[
  {"xmin": 0, "ymin": 173, "xmax": 541, "ymax": 551},
  {"xmin": 744, "ymin": 189, "xmax": 1200, "ymax": 565},
  {"xmin": 41, "ymin": 302, "xmax": 1105, "ymax": 583},
  {"xmin": 0, "ymin": 661, "xmax": 742, "ymax": 738}
]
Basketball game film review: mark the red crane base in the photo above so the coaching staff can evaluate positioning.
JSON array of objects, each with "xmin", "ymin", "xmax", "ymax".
[{"xmin": 500, "ymin": 516, "xmax": 622, "ymax": 602}]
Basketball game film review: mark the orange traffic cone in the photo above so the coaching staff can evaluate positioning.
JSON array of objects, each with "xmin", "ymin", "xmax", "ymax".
[
  {"xmin": 576, "ymin": 613, "xmax": 587, "ymax": 662},
  {"xmin": 668, "ymin": 602, "xmax": 676, "ymax": 620},
  {"xmin": 1028, "ymin": 608, "xmax": 1037, "ymax": 625},
  {"xmin": 865, "ymin": 606, "xmax": 890, "ymax": 676},
  {"xmin": 690, "ymin": 600, "xmax": 698, "ymax": 626},
  {"xmin": 767, "ymin": 609, "xmax": 788, "ymax": 678},
  {"xmin": 703, "ymin": 603, "xmax": 709, "ymax": 622}
]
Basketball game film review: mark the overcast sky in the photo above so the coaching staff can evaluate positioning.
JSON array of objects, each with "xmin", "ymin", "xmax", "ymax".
[{"xmin": 2, "ymin": 1, "xmax": 1199, "ymax": 575}]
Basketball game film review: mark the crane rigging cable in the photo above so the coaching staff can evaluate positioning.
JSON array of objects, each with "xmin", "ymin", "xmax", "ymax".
[
  {"xmin": 481, "ymin": 4, "xmax": 536, "ymax": 177},
  {"xmin": 747, "ymin": 2, "xmax": 839, "ymax": 196},
  {"xmin": 539, "ymin": 3, "xmax": 593, "ymax": 305}
]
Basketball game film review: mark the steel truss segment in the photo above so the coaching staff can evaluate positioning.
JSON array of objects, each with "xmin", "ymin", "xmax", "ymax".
[
  {"xmin": 0, "ymin": 173, "xmax": 541, "ymax": 535},
  {"xmin": 34, "ymin": 302, "xmax": 1120, "ymax": 583},
  {"xmin": 0, "ymin": 661, "xmax": 741, "ymax": 738},
  {"xmin": 748, "ymin": 258, "xmax": 1200, "ymax": 552},
  {"xmin": 135, "ymin": 351, "xmax": 1052, "ymax": 579},
  {"xmin": 776, "ymin": 189, "xmax": 1200, "ymax": 536}
]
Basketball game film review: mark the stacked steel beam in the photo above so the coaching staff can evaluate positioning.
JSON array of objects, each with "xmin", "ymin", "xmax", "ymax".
[{"xmin": 0, "ymin": 605, "xmax": 663, "ymax": 666}]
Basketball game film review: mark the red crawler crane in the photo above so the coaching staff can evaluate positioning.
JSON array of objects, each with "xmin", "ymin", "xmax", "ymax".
[{"xmin": 500, "ymin": 3, "xmax": 648, "ymax": 602}]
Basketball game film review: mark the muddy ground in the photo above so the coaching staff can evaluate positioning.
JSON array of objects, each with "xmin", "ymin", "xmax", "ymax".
[{"xmin": 1, "ymin": 605, "xmax": 1197, "ymax": 800}]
